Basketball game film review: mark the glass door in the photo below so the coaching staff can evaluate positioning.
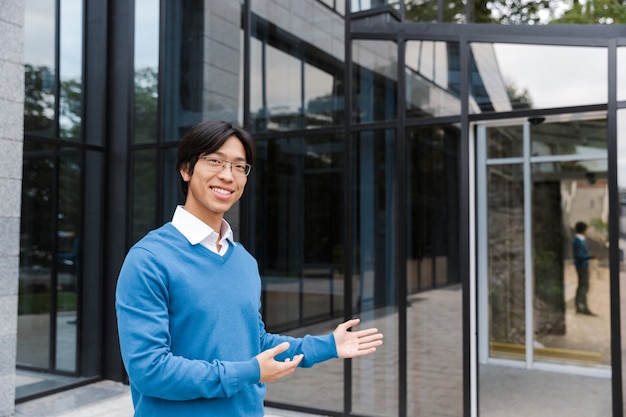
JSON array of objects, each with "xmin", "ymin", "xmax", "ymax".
[{"xmin": 475, "ymin": 113, "xmax": 612, "ymax": 416}]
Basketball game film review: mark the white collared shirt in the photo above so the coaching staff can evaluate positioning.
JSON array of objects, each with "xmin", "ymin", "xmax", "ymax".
[
  {"xmin": 171, "ymin": 205, "xmax": 234, "ymax": 255},
  {"xmin": 576, "ymin": 233, "xmax": 586, "ymax": 241}
]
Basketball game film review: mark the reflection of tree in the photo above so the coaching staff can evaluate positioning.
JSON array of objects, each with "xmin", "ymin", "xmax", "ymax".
[
  {"xmin": 553, "ymin": 0, "xmax": 626, "ymax": 24},
  {"xmin": 134, "ymin": 67, "xmax": 158, "ymax": 143},
  {"xmin": 404, "ymin": 0, "xmax": 626, "ymax": 24},
  {"xmin": 24, "ymin": 64, "xmax": 55, "ymax": 134},
  {"xmin": 506, "ymin": 81, "xmax": 533, "ymax": 109},
  {"xmin": 60, "ymin": 78, "xmax": 82, "ymax": 139}
]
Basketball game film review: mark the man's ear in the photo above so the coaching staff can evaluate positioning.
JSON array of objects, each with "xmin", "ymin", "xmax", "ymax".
[{"xmin": 180, "ymin": 162, "xmax": 191, "ymax": 182}]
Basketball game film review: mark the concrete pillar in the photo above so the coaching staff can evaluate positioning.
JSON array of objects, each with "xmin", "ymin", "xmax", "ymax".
[{"xmin": 0, "ymin": 1, "xmax": 24, "ymax": 416}]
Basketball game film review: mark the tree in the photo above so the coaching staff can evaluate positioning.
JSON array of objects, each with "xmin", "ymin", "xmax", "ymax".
[{"xmin": 552, "ymin": 0, "xmax": 626, "ymax": 24}]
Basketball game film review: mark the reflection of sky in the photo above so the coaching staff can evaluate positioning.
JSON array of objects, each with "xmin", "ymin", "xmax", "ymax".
[
  {"xmin": 25, "ymin": 0, "xmax": 83, "ymax": 79},
  {"xmin": 493, "ymin": 44, "xmax": 607, "ymax": 109},
  {"xmin": 24, "ymin": 0, "xmax": 55, "ymax": 68},
  {"xmin": 135, "ymin": 0, "xmax": 159, "ymax": 70}
]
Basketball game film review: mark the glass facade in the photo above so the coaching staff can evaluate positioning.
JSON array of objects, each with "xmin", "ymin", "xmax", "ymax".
[
  {"xmin": 15, "ymin": 1, "xmax": 626, "ymax": 416},
  {"xmin": 18, "ymin": 0, "xmax": 86, "ymax": 393}
]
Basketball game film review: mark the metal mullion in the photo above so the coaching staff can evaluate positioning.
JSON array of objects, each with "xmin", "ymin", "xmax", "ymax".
[
  {"xmin": 396, "ymin": 35, "xmax": 408, "ymax": 417},
  {"xmin": 344, "ymin": 1, "xmax": 353, "ymax": 414},
  {"xmin": 607, "ymin": 38, "xmax": 623, "ymax": 417}
]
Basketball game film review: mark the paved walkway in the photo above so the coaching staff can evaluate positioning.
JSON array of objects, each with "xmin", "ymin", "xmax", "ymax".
[
  {"xmin": 14, "ymin": 380, "xmax": 318, "ymax": 417},
  {"xmin": 13, "ymin": 268, "xmax": 616, "ymax": 417}
]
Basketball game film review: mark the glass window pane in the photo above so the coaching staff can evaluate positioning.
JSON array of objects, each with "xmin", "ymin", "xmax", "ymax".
[
  {"xmin": 486, "ymin": 124, "xmax": 523, "ymax": 159},
  {"xmin": 255, "ymin": 135, "xmax": 344, "ymax": 412},
  {"xmin": 304, "ymin": 63, "xmax": 336, "ymax": 129},
  {"xmin": 404, "ymin": 0, "xmax": 466, "ymax": 23},
  {"xmin": 163, "ymin": 2, "xmax": 242, "ymax": 139},
  {"xmin": 531, "ymin": 115, "xmax": 606, "ymax": 158},
  {"xmin": 406, "ymin": 125, "xmax": 462, "ymax": 416},
  {"xmin": 618, "ymin": 47, "xmax": 626, "ymax": 102},
  {"xmin": 470, "ymin": 43, "xmax": 607, "ymax": 113},
  {"xmin": 266, "ymin": 45, "xmax": 302, "ymax": 130},
  {"xmin": 134, "ymin": 0, "xmax": 159, "ymax": 144},
  {"xmin": 59, "ymin": 0, "xmax": 82, "ymax": 141},
  {"xmin": 55, "ymin": 149, "xmax": 82, "ymax": 372},
  {"xmin": 487, "ymin": 163, "xmax": 526, "ymax": 356},
  {"xmin": 250, "ymin": 4, "xmax": 345, "ymax": 133},
  {"xmin": 18, "ymin": 142, "xmax": 56, "ymax": 369},
  {"xmin": 405, "ymin": 41, "xmax": 461, "ymax": 118},
  {"xmin": 532, "ymin": 160, "xmax": 610, "ymax": 367},
  {"xmin": 24, "ymin": 0, "xmax": 56, "ymax": 136},
  {"xmin": 351, "ymin": 129, "xmax": 398, "ymax": 417},
  {"xmin": 131, "ymin": 150, "xmax": 157, "ymax": 244},
  {"xmin": 353, "ymin": 40, "xmax": 397, "ymax": 123}
]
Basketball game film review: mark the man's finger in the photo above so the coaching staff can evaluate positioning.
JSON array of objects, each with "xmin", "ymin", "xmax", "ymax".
[{"xmin": 270, "ymin": 342, "xmax": 290, "ymax": 357}]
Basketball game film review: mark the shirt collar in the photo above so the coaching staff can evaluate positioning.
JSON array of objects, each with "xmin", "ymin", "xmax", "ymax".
[
  {"xmin": 171, "ymin": 205, "xmax": 235, "ymax": 246},
  {"xmin": 576, "ymin": 233, "xmax": 586, "ymax": 241}
]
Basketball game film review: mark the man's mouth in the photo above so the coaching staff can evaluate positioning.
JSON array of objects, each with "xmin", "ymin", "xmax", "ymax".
[{"xmin": 211, "ymin": 186, "xmax": 232, "ymax": 196}]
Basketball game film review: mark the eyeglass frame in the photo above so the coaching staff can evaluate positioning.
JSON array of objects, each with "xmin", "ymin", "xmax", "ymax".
[{"xmin": 197, "ymin": 155, "xmax": 253, "ymax": 176}]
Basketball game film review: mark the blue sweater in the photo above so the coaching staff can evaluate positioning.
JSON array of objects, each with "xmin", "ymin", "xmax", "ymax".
[
  {"xmin": 573, "ymin": 235, "xmax": 592, "ymax": 269},
  {"xmin": 115, "ymin": 223, "xmax": 338, "ymax": 416}
]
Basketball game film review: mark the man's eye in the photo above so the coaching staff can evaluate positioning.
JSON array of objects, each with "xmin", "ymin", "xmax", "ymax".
[
  {"xmin": 207, "ymin": 159, "xmax": 222, "ymax": 165},
  {"xmin": 234, "ymin": 164, "xmax": 247, "ymax": 171}
]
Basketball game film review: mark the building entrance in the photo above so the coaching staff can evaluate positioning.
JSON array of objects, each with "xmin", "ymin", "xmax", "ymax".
[{"xmin": 475, "ymin": 113, "xmax": 612, "ymax": 415}]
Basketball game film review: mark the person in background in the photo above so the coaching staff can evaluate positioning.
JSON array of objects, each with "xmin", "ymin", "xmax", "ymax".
[
  {"xmin": 573, "ymin": 221, "xmax": 597, "ymax": 316},
  {"xmin": 116, "ymin": 119, "xmax": 384, "ymax": 417}
]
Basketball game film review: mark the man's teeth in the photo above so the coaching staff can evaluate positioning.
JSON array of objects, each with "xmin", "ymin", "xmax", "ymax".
[{"xmin": 212, "ymin": 187, "xmax": 231, "ymax": 195}]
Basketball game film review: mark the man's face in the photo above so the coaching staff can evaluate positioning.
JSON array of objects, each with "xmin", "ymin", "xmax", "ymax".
[{"xmin": 180, "ymin": 136, "xmax": 248, "ymax": 229}]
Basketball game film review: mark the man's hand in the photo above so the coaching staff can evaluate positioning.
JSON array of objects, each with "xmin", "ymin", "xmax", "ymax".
[
  {"xmin": 333, "ymin": 318, "xmax": 384, "ymax": 359},
  {"xmin": 256, "ymin": 342, "xmax": 304, "ymax": 383}
]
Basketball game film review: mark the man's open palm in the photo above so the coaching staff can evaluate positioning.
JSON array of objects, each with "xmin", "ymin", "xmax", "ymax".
[{"xmin": 333, "ymin": 318, "xmax": 383, "ymax": 359}]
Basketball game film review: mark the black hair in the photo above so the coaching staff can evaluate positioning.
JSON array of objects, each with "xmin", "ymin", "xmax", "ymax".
[
  {"xmin": 177, "ymin": 120, "xmax": 255, "ymax": 196},
  {"xmin": 575, "ymin": 221, "xmax": 587, "ymax": 234}
]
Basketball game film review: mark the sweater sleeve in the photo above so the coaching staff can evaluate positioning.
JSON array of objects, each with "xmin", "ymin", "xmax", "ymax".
[
  {"xmin": 115, "ymin": 246, "xmax": 261, "ymax": 401},
  {"xmin": 258, "ymin": 316, "xmax": 338, "ymax": 368}
]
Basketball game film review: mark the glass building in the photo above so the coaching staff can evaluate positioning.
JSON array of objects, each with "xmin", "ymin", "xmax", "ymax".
[{"xmin": 4, "ymin": 0, "xmax": 626, "ymax": 416}]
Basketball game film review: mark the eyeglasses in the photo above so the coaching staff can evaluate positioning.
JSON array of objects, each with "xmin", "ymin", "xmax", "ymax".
[{"xmin": 198, "ymin": 156, "xmax": 252, "ymax": 176}]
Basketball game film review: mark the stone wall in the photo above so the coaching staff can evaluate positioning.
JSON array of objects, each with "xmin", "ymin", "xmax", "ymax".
[{"xmin": 0, "ymin": 1, "xmax": 24, "ymax": 416}]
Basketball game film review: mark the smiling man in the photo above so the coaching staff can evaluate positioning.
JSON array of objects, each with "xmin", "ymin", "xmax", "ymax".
[{"xmin": 115, "ymin": 120, "xmax": 383, "ymax": 417}]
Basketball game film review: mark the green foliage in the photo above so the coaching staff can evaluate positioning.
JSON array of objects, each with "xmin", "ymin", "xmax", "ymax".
[{"xmin": 552, "ymin": 0, "xmax": 626, "ymax": 24}]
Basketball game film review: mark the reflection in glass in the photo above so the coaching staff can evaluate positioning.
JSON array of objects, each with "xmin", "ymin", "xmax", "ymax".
[
  {"xmin": 406, "ymin": 125, "xmax": 462, "ymax": 416},
  {"xmin": 405, "ymin": 41, "xmax": 461, "ymax": 118},
  {"xmin": 250, "ymin": 15, "xmax": 345, "ymax": 133},
  {"xmin": 59, "ymin": 0, "xmax": 82, "ymax": 140},
  {"xmin": 55, "ymin": 150, "xmax": 81, "ymax": 372},
  {"xmin": 304, "ymin": 63, "xmax": 336, "ymax": 129},
  {"xmin": 353, "ymin": 40, "xmax": 397, "ymax": 123},
  {"xmin": 24, "ymin": 0, "xmax": 56, "ymax": 136},
  {"xmin": 255, "ymin": 135, "xmax": 344, "ymax": 412},
  {"xmin": 532, "ymin": 160, "xmax": 610, "ymax": 367},
  {"xmin": 131, "ymin": 150, "xmax": 157, "ymax": 244},
  {"xmin": 351, "ymin": 130, "xmax": 397, "ymax": 417},
  {"xmin": 404, "ymin": 0, "xmax": 467, "ymax": 23},
  {"xmin": 487, "ymin": 163, "xmax": 526, "ymax": 357},
  {"xmin": 18, "ymin": 143, "xmax": 55, "ymax": 369},
  {"xmin": 470, "ymin": 43, "xmax": 607, "ymax": 113},
  {"xmin": 531, "ymin": 117, "xmax": 607, "ymax": 158},
  {"xmin": 486, "ymin": 124, "xmax": 523, "ymax": 159},
  {"xmin": 266, "ymin": 45, "xmax": 302, "ymax": 130},
  {"xmin": 134, "ymin": 0, "xmax": 159, "ymax": 144},
  {"xmin": 618, "ymin": 48, "xmax": 626, "ymax": 102},
  {"xmin": 163, "ymin": 1, "xmax": 242, "ymax": 138},
  {"xmin": 18, "ymin": 144, "xmax": 83, "ymax": 373}
]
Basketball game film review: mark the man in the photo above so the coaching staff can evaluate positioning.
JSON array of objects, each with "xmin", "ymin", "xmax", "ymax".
[
  {"xmin": 115, "ymin": 120, "xmax": 383, "ymax": 417},
  {"xmin": 573, "ymin": 221, "xmax": 596, "ymax": 316}
]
